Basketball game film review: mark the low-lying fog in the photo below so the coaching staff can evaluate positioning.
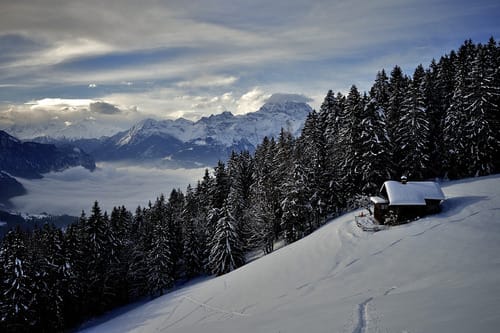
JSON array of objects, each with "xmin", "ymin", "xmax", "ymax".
[{"xmin": 11, "ymin": 163, "xmax": 207, "ymax": 216}]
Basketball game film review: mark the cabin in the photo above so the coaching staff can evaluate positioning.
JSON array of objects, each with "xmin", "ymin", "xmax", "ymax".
[{"xmin": 370, "ymin": 177, "xmax": 445, "ymax": 224}]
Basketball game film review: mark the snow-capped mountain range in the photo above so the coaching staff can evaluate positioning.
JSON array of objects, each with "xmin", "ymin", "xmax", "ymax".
[
  {"xmin": 117, "ymin": 99, "xmax": 309, "ymax": 148},
  {"xmin": 28, "ymin": 96, "xmax": 313, "ymax": 166}
]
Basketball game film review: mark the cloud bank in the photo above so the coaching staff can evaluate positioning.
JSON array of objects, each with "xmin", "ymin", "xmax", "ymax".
[{"xmin": 11, "ymin": 163, "xmax": 206, "ymax": 216}]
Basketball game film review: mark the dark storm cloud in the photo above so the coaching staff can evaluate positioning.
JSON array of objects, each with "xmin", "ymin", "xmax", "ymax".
[{"xmin": 89, "ymin": 102, "xmax": 121, "ymax": 115}]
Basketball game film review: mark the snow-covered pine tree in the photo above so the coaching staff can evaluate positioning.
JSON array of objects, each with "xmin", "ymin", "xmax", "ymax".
[
  {"xmin": 208, "ymin": 205, "xmax": 244, "ymax": 276},
  {"xmin": 250, "ymin": 136, "xmax": 280, "ymax": 253},
  {"xmin": 273, "ymin": 128, "xmax": 296, "ymax": 222},
  {"xmin": 463, "ymin": 40, "xmax": 500, "ymax": 176},
  {"xmin": 0, "ymin": 227, "xmax": 34, "ymax": 331},
  {"xmin": 62, "ymin": 215, "xmax": 86, "ymax": 326},
  {"xmin": 387, "ymin": 65, "xmax": 409, "ymax": 177},
  {"xmin": 167, "ymin": 189, "xmax": 185, "ymax": 280},
  {"xmin": 146, "ymin": 195, "xmax": 174, "ymax": 297},
  {"xmin": 342, "ymin": 85, "xmax": 366, "ymax": 199},
  {"xmin": 397, "ymin": 64, "xmax": 430, "ymax": 179},
  {"xmin": 226, "ymin": 151, "xmax": 254, "ymax": 251},
  {"xmin": 108, "ymin": 206, "xmax": 133, "ymax": 306},
  {"xmin": 280, "ymin": 161, "xmax": 310, "ymax": 243},
  {"xmin": 181, "ymin": 185, "xmax": 205, "ymax": 279},
  {"xmin": 127, "ymin": 206, "xmax": 150, "ymax": 300},
  {"xmin": 80, "ymin": 201, "xmax": 115, "ymax": 313},
  {"xmin": 297, "ymin": 109, "xmax": 328, "ymax": 228},
  {"xmin": 210, "ymin": 161, "xmax": 230, "ymax": 210},
  {"xmin": 319, "ymin": 90, "xmax": 347, "ymax": 211},
  {"xmin": 30, "ymin": 224, "xmax": 67, "ymax": 331},
  {"xmin": 359, "ymin": 77, "xmax": 392, "ymax": 194},
  {"xmin": 424, "ymin": 59, "xmax": 447, "ymax": 176},
  {"xmin": 444, "ymin": 40, "xmax": 476, "ymax": 178}
]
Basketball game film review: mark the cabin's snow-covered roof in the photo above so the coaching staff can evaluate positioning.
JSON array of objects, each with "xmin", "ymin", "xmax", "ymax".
[
  {"xmin": 381, "ymin": 181, "xmax": 445, "ymax": 206},
  {"xmin": 370, "ymin": 196, "xmax": 389, "ymax": 204}
]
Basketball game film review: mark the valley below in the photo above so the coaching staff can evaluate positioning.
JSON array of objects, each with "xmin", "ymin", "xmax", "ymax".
[{"xmin": 9, "ymin": 162, "xmax": 206, "ymax": 216}]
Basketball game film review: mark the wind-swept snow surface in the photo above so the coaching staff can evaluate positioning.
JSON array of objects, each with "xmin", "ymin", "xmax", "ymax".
[{"xmin": 81, "ymin": 175, "xmax": 500, "ymax": 333}]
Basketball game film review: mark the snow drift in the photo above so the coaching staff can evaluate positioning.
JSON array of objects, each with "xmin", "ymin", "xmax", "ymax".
[{"xmin": 80, "ymin": 175, "xmax": 500, "ymax": 333}]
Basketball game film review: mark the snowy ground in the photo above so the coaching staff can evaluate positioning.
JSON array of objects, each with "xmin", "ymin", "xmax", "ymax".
[{"xmin": 80, "ymin": 175, "xmax": 500, "ymax": 333}]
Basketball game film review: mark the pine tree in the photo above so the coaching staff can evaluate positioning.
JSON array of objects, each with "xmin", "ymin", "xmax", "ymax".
[
  {"xmin": 319, "ymin": 91, "xmax": 347, "ymax": 211},
  {"xmin": 211, "ymin": 161, "xmax": 230, "ymax": 210},
  {"xmin": 167, "ymin": 189, "xmax": 185, "ymax": 280},
  {"xmin": 80, "ymin": 201, "xmax": 114, "ymax": 314},
  {"xmin": 196, "ymin": 169, "xmax": 215, "ymax": 269},
  {"xmin": 444, "ymin": 40, "xmax": 476, "ymax": 178},
  {"xmin": 280, "ymin": 162, "xmax": 310, "ymax": 243},
  {"xmin": 108, "ymin": 206, "xmax": 133, "ymax": 305},
  {"xmin": 0, "ymin": 227, "xmax": 34, "ymax": 332},
  {"xmin": 297, "ymin": 110, "xmax": 328, "ymax": 228},
  {"xmin": 250, "ymin": 136, "xmax": 280, "ymax": 253},
  {"xmin": 30, "ymin": 224, "xmax": 67, "ymax": 332},
  {"xmin": 359, "ymin": 77, "xmax": 392, "ymax": 194},
  {"xmin": 342, "ymin": 85, "xmax": 366, "ymax": 199},
  {"xmin": 463, "ymin": 41, "xmax": 500, "ymax": 176},
  {"xmin": 397, "ymin": 64, "xmax": 430, "ymax": 179},
  {"xmin": 387, "ymin": 65, "xmax": 409, "ymax": 177},
  {"xmin": 273, "ymin": 128, "xmax": 295, "ymax": 223},
  {"xmin": 62, "ymin": 216, "xmax": 86, "ymax": 327},
  {"xmin": 182, "ymin": 185, "xmax": 205, "ymax": 279},
  {"xmin": 128, "ymin": 206, "xmax": 150, "ymax": 299},
  {"xmin": 208, "ymin": 206, "xmax": 244, "ymax": 276},
  {"xmin": 425, "ymin": 59, "xmax": 449, "ymax": 176},
  {"xmin": 146, "ymin": 195, "xmax": 174, "ymax": 297},
  {"xmin": 226, "ymin": 151, "xmax": 254, "ymax": 251}
]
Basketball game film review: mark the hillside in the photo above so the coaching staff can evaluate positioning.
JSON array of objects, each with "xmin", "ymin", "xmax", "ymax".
[
  {"xmin": 0, "ymin": 130, "xmax": 95, "ymax": 179},
  {"xmin": 80, "ymin": 175, "xmax": 500, "ymax": 333}
]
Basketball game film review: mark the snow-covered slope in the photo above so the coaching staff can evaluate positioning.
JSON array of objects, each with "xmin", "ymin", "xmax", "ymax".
[{"xmin": 80, "ymin": 175, "xmax": 500, "ymax": 333}]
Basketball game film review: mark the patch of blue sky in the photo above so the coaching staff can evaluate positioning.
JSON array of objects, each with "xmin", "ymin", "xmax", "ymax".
[
  {"xmin": 0, "ymin": 34, "xmax": 45, "ymax": 63},
  {"xmin": 57, "ymin": 46, "xmax": 197, "ymax": 72}
]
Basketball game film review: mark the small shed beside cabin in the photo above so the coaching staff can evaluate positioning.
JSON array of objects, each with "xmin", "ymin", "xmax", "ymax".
[{"xmin": 370, "ymin": 180, "xmax": 445, "ymax": 224}]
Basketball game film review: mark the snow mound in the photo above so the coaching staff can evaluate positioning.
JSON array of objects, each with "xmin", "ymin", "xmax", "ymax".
[{"xmin": 80, "ymin": 175, "xmax": 500, "ymax": 333}]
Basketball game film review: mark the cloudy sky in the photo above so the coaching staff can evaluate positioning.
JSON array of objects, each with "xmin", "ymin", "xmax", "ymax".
[{"xmin": 0, "ymin": 0, "xmax": 499, "ymax": 133}]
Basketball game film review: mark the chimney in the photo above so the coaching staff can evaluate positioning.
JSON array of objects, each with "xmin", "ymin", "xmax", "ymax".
[{"xmin": 401, "ymin": 175, "xmax": 408, "ymax": 184}]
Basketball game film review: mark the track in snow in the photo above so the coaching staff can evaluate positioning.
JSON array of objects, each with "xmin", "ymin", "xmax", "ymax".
[{"xmin": 353, "ymin": 297, "xmax": 373, "ymax": 333}]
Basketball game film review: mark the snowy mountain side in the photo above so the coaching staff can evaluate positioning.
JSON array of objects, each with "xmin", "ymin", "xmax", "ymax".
[{"xmin": 80, "ymin": 175, "xmax": 500, "ymax": 333}]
